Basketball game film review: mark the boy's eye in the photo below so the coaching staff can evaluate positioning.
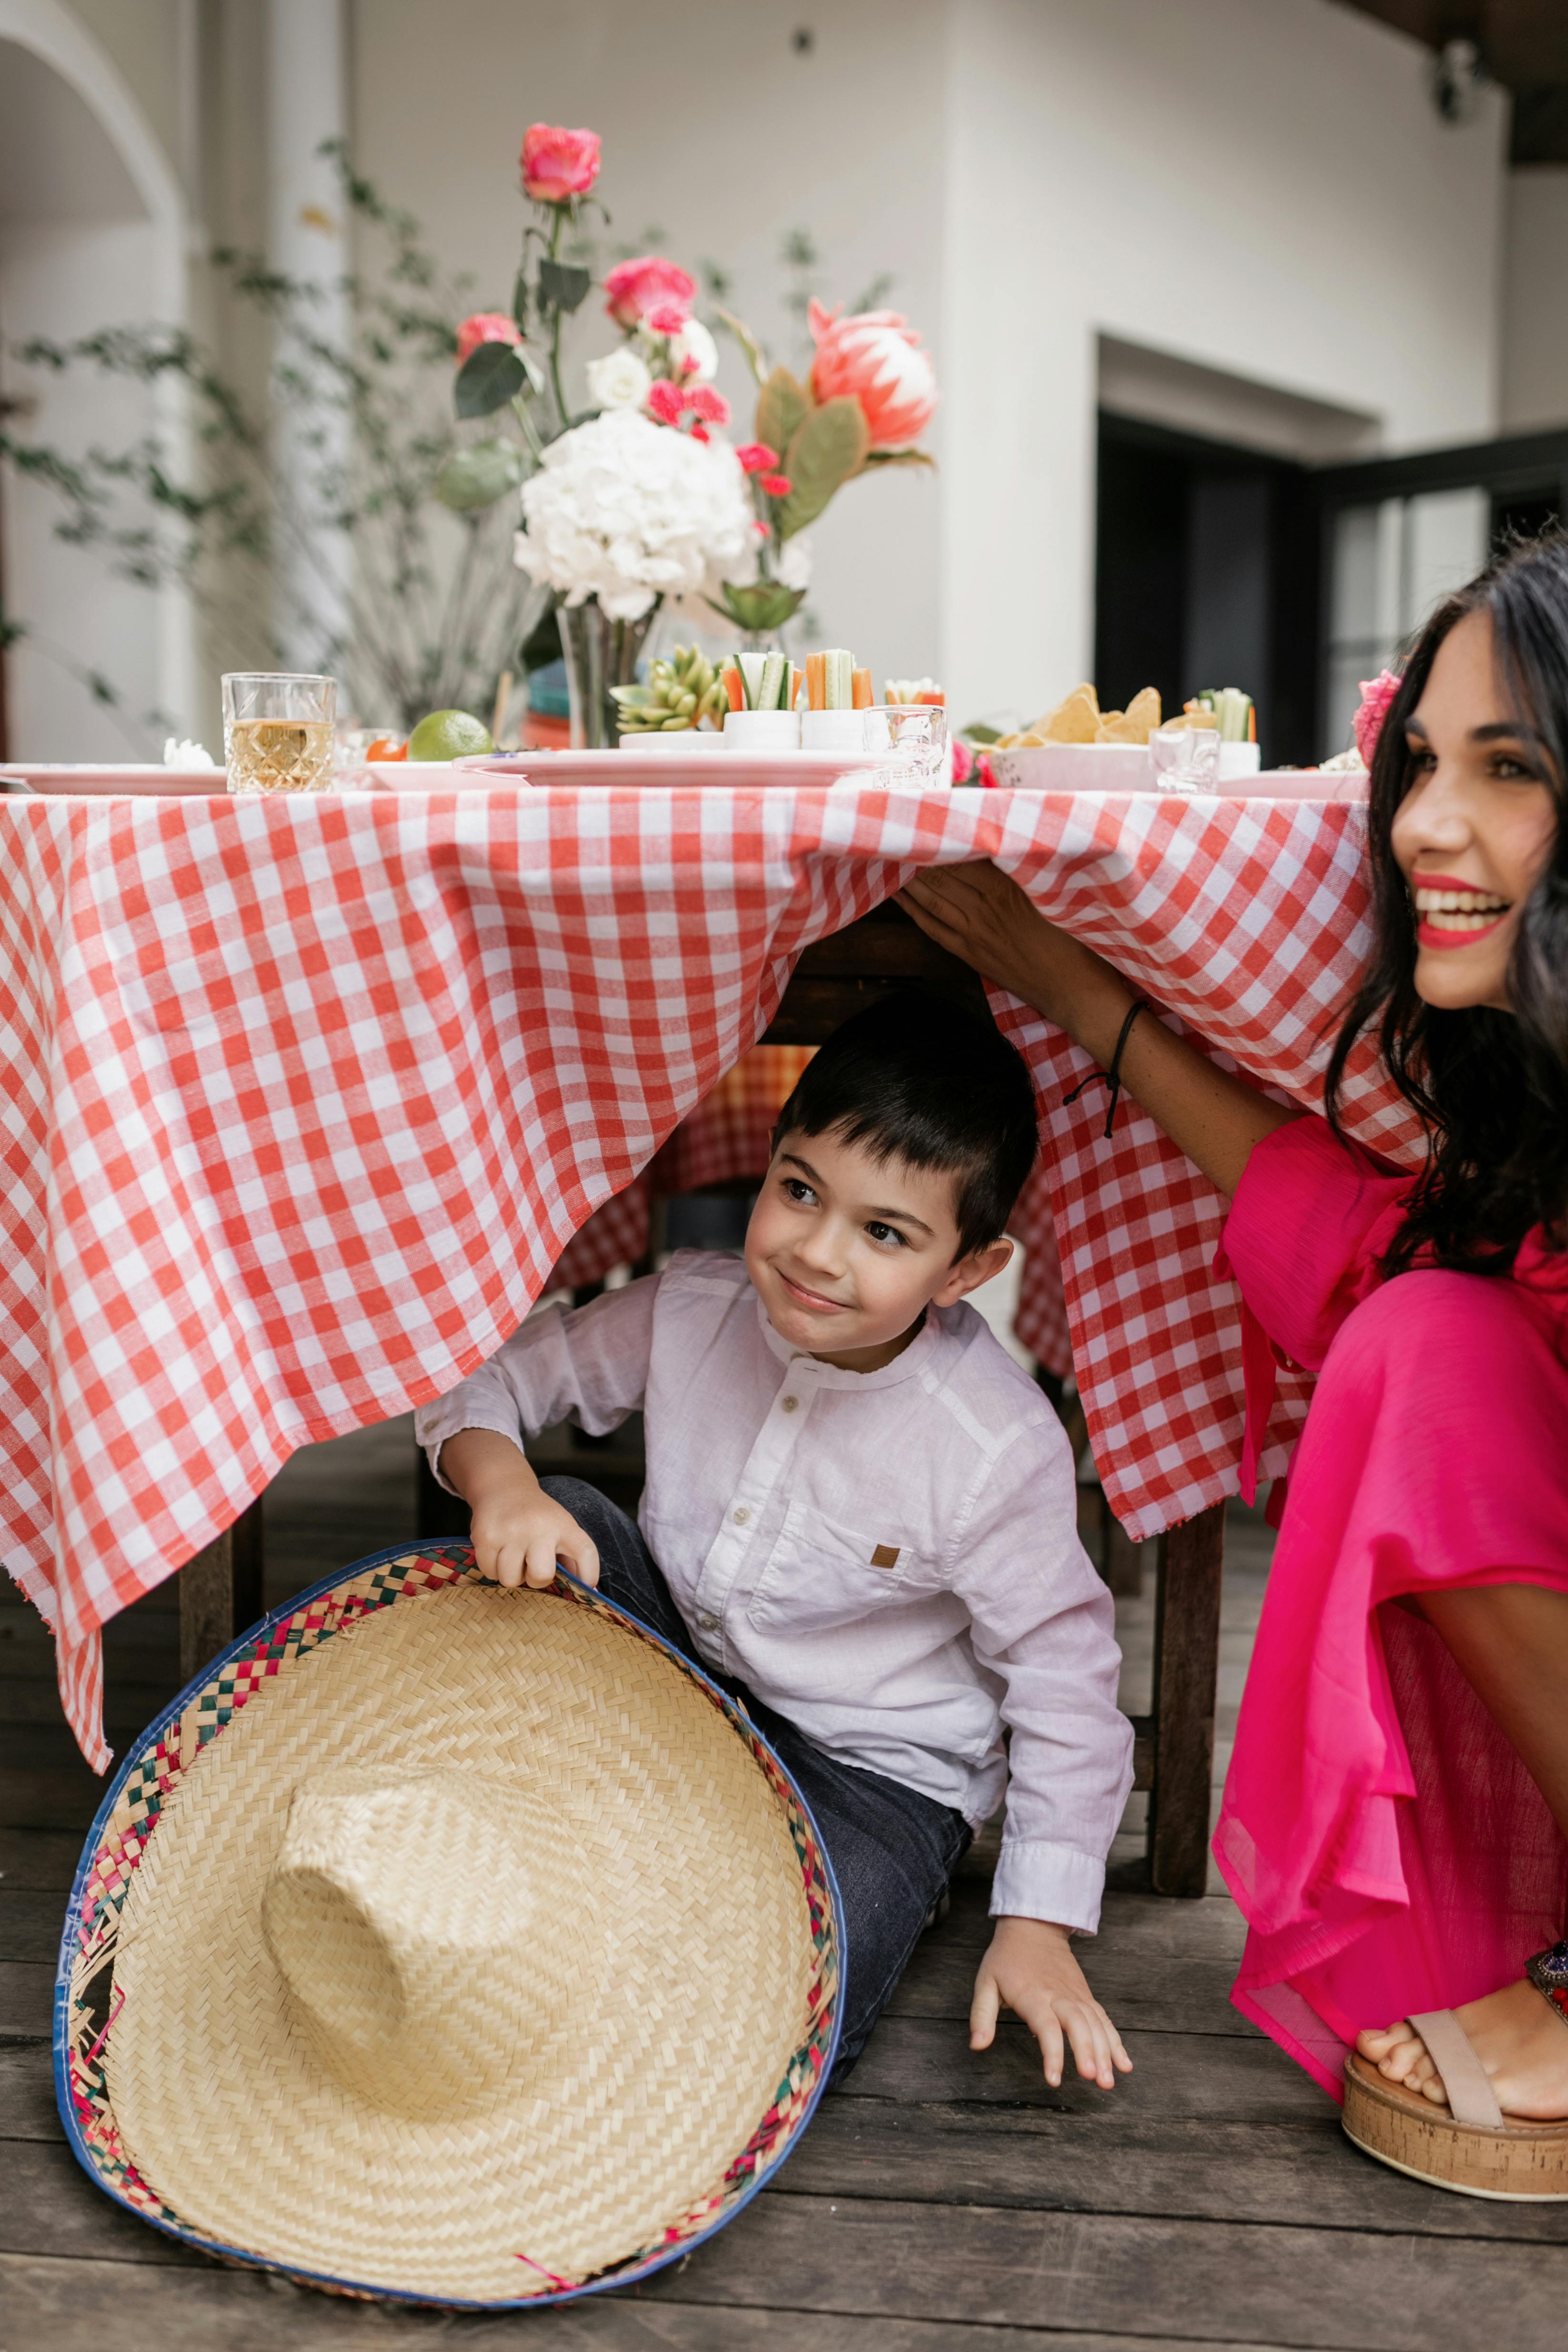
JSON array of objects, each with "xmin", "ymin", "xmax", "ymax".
[
  {"xmin": 864, "ymin": 1220, "xmax": 908, "ymax": 1248},
  {"xmin": 782, "ymin": 1178, "xmax": 817, "ymax": 1206}
]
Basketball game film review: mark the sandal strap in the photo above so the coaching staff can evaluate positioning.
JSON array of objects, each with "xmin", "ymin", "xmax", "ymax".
[
  {"xmin": 1408, "ymin": 2009, "xmax": 1504, "ymax": 2128},
  {"xmin": 1527, "ymin": 1938, "xmax": 1568, "ymax": 2028}
]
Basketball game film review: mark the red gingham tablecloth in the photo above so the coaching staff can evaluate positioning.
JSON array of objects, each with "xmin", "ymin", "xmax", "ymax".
[{"xmin": 0, "ymin": 783, "xmax": 1420, "ymax": 1767}]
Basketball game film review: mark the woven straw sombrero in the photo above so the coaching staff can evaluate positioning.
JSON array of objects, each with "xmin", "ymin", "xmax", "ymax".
[{"xmin": 57, "ymin": 1544, "xmax": 842, "ymax": 2307}]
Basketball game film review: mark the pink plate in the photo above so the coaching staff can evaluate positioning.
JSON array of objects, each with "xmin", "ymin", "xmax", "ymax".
[{"xmin": 0, "ymin": 764, "xmax": 226, "ymax": 797}]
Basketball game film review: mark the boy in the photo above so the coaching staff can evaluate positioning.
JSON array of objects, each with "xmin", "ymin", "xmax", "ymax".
[{"xmin": 417, "ymin": 994, "xmax": 1134, "ymax": 2088}]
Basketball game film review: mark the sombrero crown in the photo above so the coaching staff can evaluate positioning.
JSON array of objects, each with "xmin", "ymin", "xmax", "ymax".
[{"xmin": 60, "ymin": 1546, "xmax": 841, "ymax": 2307}]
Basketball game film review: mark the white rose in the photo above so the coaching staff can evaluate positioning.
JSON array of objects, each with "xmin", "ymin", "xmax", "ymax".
[
  {"xmin": 777, "ymin": 533, "xmax": 813, "ymax": 591},
  {"xmin": 668, "ymin": 318, "xmax": 719, "ymax": 384},
  {"xmin": 586, "ymin": 347, "xmax": 653, "ymax": 411}
]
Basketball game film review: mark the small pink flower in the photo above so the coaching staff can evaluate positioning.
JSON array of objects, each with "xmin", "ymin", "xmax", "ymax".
[
  {"xmin": 684, "ymin": 385, "xmax": 730, "ymax": 426},
  {"xmin": 735, "ymin": 443, "xmax": 779, "ymax": 475},
  {"xmin": 644, "ymin": 300, "xmax": 690, "ymax": 336},
  {"xmin": 689, "ymin": 423, "xmax": 710, "ymax": 443},
  {"xmin": 645, "ymin": 380, "xmax": 685, "ymax": 425},
  {"xmin": 603, "ymin": 256, "xmax": 696, "ymax": 330},
  {"xmin": 520, "ymin": 124, "xmax": 601, "ymax": 204},
  {"xmin": 752, "ymin": 520, "xmax": 769, "ymax": 537},
  {"xmin": 1353, "ymin": 668, "xmax": 1403, "ymax": 769},
  {"xmin": 758, "ymin": 472, "xmax": 792, "ymax": 498},
  {"xmin": 809, "ymin": 298, "xmax": 937, "ymax": 448},
  {"xmin": 951, "ymin": 738, "xmax": 974, "ymax": 785},
  {"xmin": 454, "ymin": 311, "xmax": 522, "ymax": 366}
]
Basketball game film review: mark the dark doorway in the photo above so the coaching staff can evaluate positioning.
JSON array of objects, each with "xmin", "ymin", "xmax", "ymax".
[{"xmin": 1094, "ymin": 413, "xmax": 1318, "ymax": 766}]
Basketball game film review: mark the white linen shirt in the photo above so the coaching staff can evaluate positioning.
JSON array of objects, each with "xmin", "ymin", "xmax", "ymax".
[{"xmin": 416, "ymin": 1251, "xmax": 1132, "ymax": 1932}]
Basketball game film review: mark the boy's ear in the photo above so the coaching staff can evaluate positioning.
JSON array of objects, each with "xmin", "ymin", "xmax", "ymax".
[{"xmin": 930, "ymin": 1234, "xmax": 1013, "ymax": 1308}]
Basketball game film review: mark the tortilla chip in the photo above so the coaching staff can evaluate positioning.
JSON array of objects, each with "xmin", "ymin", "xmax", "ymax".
[{"xmin": 1043, "ymin": 684, "xmax": 1100, "ymax": 743}]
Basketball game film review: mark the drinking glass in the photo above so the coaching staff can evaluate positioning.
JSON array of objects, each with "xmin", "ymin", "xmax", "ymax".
[
  {"xmin": 223, "ymin": 673, "xmax": 337, "ymax": 795},
  {"xmin": 876, "ymin": 704, "xmax": 949, "ymax": 782},
  {"xmin": 1149, "ymin": 724, "xmax": 1220, "ymax": 796}
]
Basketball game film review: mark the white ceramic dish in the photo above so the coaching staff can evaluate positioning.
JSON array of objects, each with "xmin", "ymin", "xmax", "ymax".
[
  {"xmin": 0, "ymin": 763, "xmax": 226, "ymax": 796},
  {"xmin": 619, "ymin": 730, "xmax": 728, "ymax": 753},
  {"xmin": 988, "ymin": 742, "xmax": 1364, "ymax": 801}
]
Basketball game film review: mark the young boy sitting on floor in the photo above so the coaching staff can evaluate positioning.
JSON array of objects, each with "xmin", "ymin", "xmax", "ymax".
[{"xmin": 417, "ymin": 994, "xmax": 1134, "ymax": 2087}]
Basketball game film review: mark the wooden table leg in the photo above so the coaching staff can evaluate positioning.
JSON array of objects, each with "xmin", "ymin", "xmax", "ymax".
[
  {"xmin": 1146, "ymin": 1501, "xmax": 1227, "ymax": 1897},
  {"xmin": 178, "ymin": 1498, "xmax": 265, "ymax": 1684}
]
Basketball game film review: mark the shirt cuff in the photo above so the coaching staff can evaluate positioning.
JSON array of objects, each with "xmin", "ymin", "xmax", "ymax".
[
  {"xmin": 413, "ymin": 1411, "xmax": 528, "ymax": 1496},
  {"xmin": 988, "ymin": 1838, "xmax": 1106, "ymax": 1935}
]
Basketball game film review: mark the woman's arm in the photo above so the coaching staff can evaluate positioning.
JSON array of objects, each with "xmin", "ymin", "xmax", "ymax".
[{"xmin": 898, "ymin": 863, "xmax": 1298, "ymax": 1198}]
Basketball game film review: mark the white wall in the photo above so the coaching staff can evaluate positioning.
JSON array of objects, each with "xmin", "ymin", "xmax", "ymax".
[
  {"xmin": 1500, "ymin": 167, "xmax": 1568, "ymax": 431},
  {"xmin": 941, "ymin": 0, "xmax": 1508, "ymax": 722},
  {"xmin": 351, "ymin": 0, "xmax": 949, "ymax": 703}
]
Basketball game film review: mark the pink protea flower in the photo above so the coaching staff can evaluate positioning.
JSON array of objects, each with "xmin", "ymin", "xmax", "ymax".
[
  {"xmin": 455, "ymin": 311, "xmax": 522, "ymax": 366},
  {"xmin": 735, "ymin": 442, "xmax": 779, "ymax": 475},
  {"xmin": 808, "ymin": 299, "xmax": 937, "ymax": 448},
  {"xmin": 604, "ymin": 256, "xmax": 696, "ymax": 330},
  {"xmin": 520, "ymin": 124, "xmax": 601, "ymax": 203},
  {"xmin": 1353, "ymin": 669, "xmax": 1403, "ymax": 770},
  {"xmin": 645, "ymin": 380, "xmax": 685, "ymax": 426}
]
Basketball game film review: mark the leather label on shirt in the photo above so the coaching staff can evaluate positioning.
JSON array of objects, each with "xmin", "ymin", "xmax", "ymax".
[{"xmin": 870, "ymin": 1543, "xmax": 901, "ymax": 1570}]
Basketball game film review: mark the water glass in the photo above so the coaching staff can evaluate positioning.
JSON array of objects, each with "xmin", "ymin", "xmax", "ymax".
[
  {"xmin": 223, "ymin": 672, "xmax": 337, "ymax": 795},
  {"xmin": 875, "ymin": 704, "xmax": 949, "ymax": 783},
  {"xmin": 1149, "ymin": 724, "xmax": 1220, "ymax": 796}
]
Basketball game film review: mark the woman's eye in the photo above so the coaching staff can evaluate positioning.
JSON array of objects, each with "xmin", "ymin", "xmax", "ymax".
[
  {"xmin": 865, "ymin": 1221, "xmax": 908, "ymax": 1248},
  {"xmin": 1491, "ymin": 754, "xmax": 1534, "ymax": 781}
]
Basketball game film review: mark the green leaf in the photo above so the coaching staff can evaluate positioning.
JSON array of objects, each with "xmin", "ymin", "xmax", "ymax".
[
  {"xmin": 455, "ymin": 339, "xmax": 527, "ymax": 418},
  {"xmin": 755, "ymin": 367, "xmax": 811, "ymax": 468},
  {"xmin": 862, "ymin": 447, "xmax": 936, "ymax": 470},
  {"xmin": 432, "ymin": 437, "xmax": 527, "ymax": 512},
  {"xmin": 511, "ymin": 268, "xmax": 529, "ymax": 332},
  {"xmin": 776, "ymin": 396, "xmax": 869, "ymax": 539},
  {"xmin": 712, "ymin": 304, "xmax": 766, "ymax": 388},
  {"xmin": 538, "ymin": 259, "xmax": 592, "ymax": 316}
]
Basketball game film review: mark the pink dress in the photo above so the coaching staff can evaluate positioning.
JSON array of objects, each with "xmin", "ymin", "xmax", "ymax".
[{"xmin": 1213, "ymin": 1116, "xmax": 1568, "ymax": 2098}]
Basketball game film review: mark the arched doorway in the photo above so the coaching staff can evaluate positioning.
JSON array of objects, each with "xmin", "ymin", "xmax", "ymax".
[{"xmin": 0, "ymin": 0, "xmax": 190, "ymax": 758}]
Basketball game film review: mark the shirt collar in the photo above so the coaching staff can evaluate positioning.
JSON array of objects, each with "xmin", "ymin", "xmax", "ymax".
[{"xmin": 753, "ymin": 1285, "xmax": 942, "ymax": 1389}]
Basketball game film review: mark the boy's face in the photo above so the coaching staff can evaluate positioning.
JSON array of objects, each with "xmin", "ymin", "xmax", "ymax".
[{"xmin": 744, "ymin": 1125, "xmax": 1013, "ymax": 1373}]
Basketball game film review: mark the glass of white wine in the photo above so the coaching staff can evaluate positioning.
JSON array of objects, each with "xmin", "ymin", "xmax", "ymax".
[{"xmin": 223, "ymin": 672, "xmax": 337, "ymax": 795}]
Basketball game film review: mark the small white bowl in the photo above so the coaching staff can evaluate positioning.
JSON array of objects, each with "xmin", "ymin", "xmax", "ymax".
[
  {"xmin": 722, "ymin": 709, "xmax": 802, "ymax": 750},
  {"xmin": 800, "ymin": 710, "xmax": 869, "ymax": 753}
]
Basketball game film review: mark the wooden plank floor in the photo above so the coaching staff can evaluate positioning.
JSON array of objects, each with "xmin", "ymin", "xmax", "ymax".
[{"xmin": 5, "ymin": 1422, "xmax": 1567, "ymax": 2350}]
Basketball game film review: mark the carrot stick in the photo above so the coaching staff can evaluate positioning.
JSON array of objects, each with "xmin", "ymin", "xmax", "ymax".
[
  {"xmin": 806, "ymin": 652, "xmax": 826, "ymax": 712},
  {"xmin": 722, "ymin": 665, "xmax": 745, "ymax": 712},
  {"xmin": 851, "ymin": 668, "xmax": 873, "ymax": 710}
]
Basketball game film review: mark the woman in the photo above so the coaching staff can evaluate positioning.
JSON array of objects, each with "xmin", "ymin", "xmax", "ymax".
[{"xmin": 900, "ymin": 534, "xmax": 1568, "ymax": 2197}]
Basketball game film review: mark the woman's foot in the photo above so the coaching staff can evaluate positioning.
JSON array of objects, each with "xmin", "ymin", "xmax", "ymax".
[{"xmin": 1358, "ymin": 1980, "xmax": 1568, "ymax": 2120}]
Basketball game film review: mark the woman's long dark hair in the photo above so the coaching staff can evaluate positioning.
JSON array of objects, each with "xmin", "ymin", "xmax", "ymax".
[{"xmin": 1324, "ymin": 530, "xmax": 1568, "ymax": 1276}]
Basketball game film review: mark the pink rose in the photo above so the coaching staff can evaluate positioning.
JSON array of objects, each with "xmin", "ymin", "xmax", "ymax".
[
  {"xmin": 808, "ymin": 299, "xmax": 937, "ymax": 449},
  {"xmin": 603, "ymin": 255, "xmax": 696, "ymax": 330},
  {"xmin": 1353, "ymin": 669, "xmax": 1403, "ymax": 770},
  {"xmin": 454, "ymin": 311, "xmax": 522, "ymax": 366},
  {"xmin": 520, "ymin": 124, "xmax": 601, "ymax": 204}
]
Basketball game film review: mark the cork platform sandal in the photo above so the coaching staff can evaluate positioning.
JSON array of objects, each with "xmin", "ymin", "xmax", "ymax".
[{"xmin": 1342, "ymin": 1945, "xmax": 1568, "ymax": 2200}]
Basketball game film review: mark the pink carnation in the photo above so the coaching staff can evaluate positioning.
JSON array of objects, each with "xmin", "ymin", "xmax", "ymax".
[
  {"xmin": 809, "ymin": 298, "xmax": 937, "ymax": 449},
  {"xmin": 604, "ymin": 255, "xmax": 696, "ymax": 330},
  {"xmin": 454, "ymin": 311, "xmax": 522, "ymax": 366},
  {"xmin": 520, "ymin": 124, "xmax": 601, "ymax": 204},
  {"xmin": 644, "ymin": 301, "xmax": 690, "ymax": 335},
  {"xmin": 735, "ymin": 442, "xmax": 779, "ymax": 475},
  {"xmin": 684, "ymin": 385, "xmax": 730, "ymax": 426},
  {"xmin": 758, "ymin": 472, "xmax": 792, "ymax": 498},
  {"xmin": 1353, "ymin": 669, "xmax": 1403, "ymax": 770},
  {"xmin": 645, "ymin": 380, "xmax": 685, "ymax": 425}
]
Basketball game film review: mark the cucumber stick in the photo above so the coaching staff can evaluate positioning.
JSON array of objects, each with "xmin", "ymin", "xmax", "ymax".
[{"xmin": 823, "ymin": 649, "xmax": 853, "ymax": 710}]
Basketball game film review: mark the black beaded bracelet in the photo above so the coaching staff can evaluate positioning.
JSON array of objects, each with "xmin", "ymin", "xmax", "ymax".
[{"xmin": 1062, "ymin": 1001, "xmax": 1148, "ymax": 1141}]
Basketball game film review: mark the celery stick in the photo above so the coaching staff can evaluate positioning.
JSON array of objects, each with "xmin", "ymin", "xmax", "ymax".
[
  {"xmin": 824, "ymin": 649, "xmax": 853, "ymax": 710},
  {"xmin": 758, "ymin": 651, "xmax": 785, "ymax": 711},
  {"xmin": 738, "ymin": 651, "xmax": 766, "ymax": 709}
]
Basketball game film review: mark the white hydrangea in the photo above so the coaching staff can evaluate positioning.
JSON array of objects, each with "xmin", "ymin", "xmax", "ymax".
[
  {"xmin": 585, "ymin": 347, "xmax": 652, "ymax": 411},
  {"xmin": 515, "ymin": 409, "xmax": 752, "ymax": 622}
]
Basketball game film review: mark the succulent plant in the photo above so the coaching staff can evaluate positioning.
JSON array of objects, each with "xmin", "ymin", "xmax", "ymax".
[{"xmin": 609, "ymin": 642, "xmax": 727, "ymax": 733}]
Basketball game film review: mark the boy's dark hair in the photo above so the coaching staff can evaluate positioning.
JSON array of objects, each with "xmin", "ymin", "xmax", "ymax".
[{"xmin": 772, "ymin": 991, "xmax": 1039, "ymax": 1259}]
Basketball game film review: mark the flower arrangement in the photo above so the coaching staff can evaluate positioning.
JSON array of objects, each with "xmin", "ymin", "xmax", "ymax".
[{"xmin": 515, "ymin": 408, "xmax": 750, "ymax": 621}]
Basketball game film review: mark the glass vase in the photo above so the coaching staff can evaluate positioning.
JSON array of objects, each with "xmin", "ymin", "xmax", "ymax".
[{"xmin": 557, "ymin": 601, "xmax": 657, "ymax": 750}]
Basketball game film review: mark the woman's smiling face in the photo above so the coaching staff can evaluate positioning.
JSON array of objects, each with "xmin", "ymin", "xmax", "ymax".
[{"xmin": 1391, "ymin": 608, "xmax": 1558, "ymax": 1013}]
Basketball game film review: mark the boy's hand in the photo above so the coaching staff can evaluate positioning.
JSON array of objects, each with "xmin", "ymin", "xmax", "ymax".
[
  {"xmin": 970, "ymin": 1916, "xmax": 1131, "ymax": 2092},
  {"xmin": 437, "ymin": 1431, "xmax": 600, "ymax": 1591}
]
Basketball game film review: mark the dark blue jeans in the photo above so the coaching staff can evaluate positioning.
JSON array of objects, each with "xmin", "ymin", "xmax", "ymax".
[{"xmin": 541, "ymin": 1477, "xmax": 972, "ymax": 2079}]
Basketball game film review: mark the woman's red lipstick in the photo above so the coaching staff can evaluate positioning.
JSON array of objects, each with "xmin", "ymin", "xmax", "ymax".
[{"xmin": 1410, "ymin": 872, "xmax": 1510, "ymax": 951}]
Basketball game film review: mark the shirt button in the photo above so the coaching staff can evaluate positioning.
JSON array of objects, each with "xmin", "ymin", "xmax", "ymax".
[
  {"xmin": 732, "ymin": 1506, "xmax": 750, "ymax": 1526},
  {"xmin": 781, "ymin": 1395, "xmax": 799, "ymax": 1413},
  {"xmin": 698, "ymin": 1611, "xmax": 719, "ymax": 1632}
]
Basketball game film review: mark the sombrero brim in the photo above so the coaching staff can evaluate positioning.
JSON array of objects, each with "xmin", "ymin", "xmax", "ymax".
[{"xmin": 56, "ymin": 1541, "xmax": 843, "ymax": 2309}]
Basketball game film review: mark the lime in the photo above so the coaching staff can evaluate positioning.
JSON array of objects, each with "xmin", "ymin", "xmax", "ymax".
[{"xmin": 406, "ymin": 708, "xmax": 493, "ymax": 761}]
